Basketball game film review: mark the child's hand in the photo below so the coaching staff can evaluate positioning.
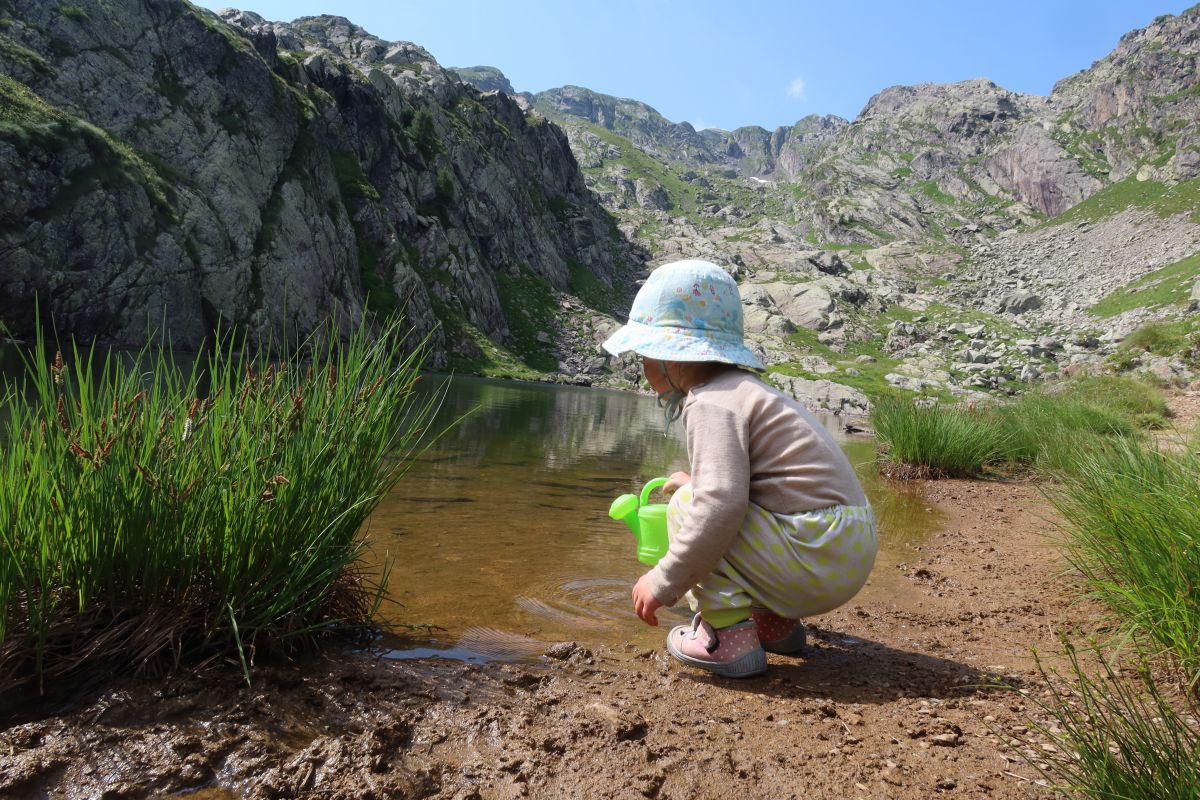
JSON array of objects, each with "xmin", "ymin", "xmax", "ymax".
[
  {"xmin": 663, "ymin": 471, "xmax": 691, "ymax": 494},
  {"xmin": 631, "ymin": 574, "xmax": 663, "ymax": 626}
]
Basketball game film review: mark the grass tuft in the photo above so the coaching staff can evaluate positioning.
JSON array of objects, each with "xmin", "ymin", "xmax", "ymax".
[
  {"xmin": 872, "ymin": 397, "xmax": 1007, "ymax": 478},
  {"xmin": 0, "ymin": 318, "xmax": 444, "ymax": 699},
  {"xmin": 1025, "ymin": 643, "xmax": 1200, "ymax": 799},
  {"xmin": 1048, "ymin": 441, "xmax": 1200, "ymax": 685}
]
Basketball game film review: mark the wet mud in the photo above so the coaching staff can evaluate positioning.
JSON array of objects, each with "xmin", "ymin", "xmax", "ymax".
[{"xmin": 1, "ymin": 478, "xmax": 1078, "ymax": 799}]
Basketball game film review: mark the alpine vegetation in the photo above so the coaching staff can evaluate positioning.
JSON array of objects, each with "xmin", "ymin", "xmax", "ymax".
[{"xmin": 0, "ymin": 320, "xmax": 443, "ymax": 697}]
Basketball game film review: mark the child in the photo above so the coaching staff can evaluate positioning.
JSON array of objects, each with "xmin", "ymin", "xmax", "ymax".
[{"xmin": 603, "ymin": 259, "xmax": 877, "ymax": 678}]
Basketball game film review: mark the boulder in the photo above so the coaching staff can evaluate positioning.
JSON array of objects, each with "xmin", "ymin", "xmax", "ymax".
[
  {"xmin": 634, "ymin": 179, "xmax": 671, "ymax": 210},
  {"xmin": 758, "ymin": 282, "xmax": 836, "ymax": 329},
  {"xmin": 885, "ymin": 373, "xmax": 937, "ymax": 392},
  {"xmin": 769, "ymin": 373, "xmax": 870, "ymax": 415},
  {"xmin": 808, "ymin": 251, "xmax": 849, "ymax": 276},
  {"xmin": 741, "ymin": 285, "xmax": 796, "ymax": 336},
  {"xmin": 998, "ymin": 290, "xmax": 1042, "ymax": 314}
]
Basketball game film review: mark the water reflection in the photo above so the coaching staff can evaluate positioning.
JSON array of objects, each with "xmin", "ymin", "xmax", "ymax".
[{"xmin": 373, "ymin": 375, "xmax": 940, "ymax": 660}]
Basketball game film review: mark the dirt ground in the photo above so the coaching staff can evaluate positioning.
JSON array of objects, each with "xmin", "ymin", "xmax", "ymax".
[
  {"xmin": 8, "ymin": 392, "xmax": 1198, "ymax": 800},
  {"xmin": 0, "ymin": 485, "xmax": 1078, "ymax": 800}
]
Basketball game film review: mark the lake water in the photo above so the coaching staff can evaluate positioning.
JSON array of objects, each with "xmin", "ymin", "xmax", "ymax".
[
  {"xmin": 370, "ymin": 374, "xmax": 939, "ymax": 661},
  {"xmin": 0, "ymin": 345, "xmax": 938, "ymax": 662}
]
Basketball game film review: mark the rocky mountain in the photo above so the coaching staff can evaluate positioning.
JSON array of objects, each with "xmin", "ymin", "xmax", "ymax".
[
  {"xmin": 1, "ymin": 1, "xmax": 1196, "ymax": 402},
  {"xmin": 448, "ymin": 65, "xmax": 513, "ymax": 95},
  {"xmin": 491, "ymin": 7, "xmax": 1197, "ymax": 246},
  {"xmin": 454, "ymin": 5, "xmax": 1200, "ymax": 401},
  {"xmin": 0, "ymin": 0, "xmax": 634, "ymax": 374},
  {"xmin": 522, "ymin": 84, "xmax": 848, "ymax": 181}
]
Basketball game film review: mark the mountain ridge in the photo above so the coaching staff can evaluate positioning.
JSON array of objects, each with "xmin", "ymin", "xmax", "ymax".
[{"xmin": 1, "ymin": 1, "xmax": 1198, "ymax": 400}]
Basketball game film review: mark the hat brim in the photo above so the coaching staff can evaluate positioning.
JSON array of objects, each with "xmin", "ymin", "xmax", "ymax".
[{"xmin": 602, "ymin": 320, "xmax": 765, "ymax": 371}]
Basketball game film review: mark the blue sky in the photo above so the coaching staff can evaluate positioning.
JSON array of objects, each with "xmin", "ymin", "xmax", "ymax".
[{"xmin": 193, "ymin": 1, "xmax": 1194, "ymax": 131}]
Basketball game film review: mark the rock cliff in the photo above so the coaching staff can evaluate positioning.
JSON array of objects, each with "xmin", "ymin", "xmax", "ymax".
[
  {"xmin": 2, "ymin": 1, "xmax": 1197, "ymax": 399},
  {"xmin": 0, "ymin": 1, "xmax": 632, "ymax": 372}
]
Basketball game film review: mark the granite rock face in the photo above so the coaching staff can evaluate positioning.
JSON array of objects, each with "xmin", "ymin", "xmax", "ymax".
[
  {"xmin": 530, "ymin": 6, "xmax": 1199, "ymax": 248},
  {"xmin": 0, "ymin": 2, "xmax": 632, "ymax": 365},
  {"xmin": 449, "ymin": 65, "xmax": 514, "ymax": 95}
]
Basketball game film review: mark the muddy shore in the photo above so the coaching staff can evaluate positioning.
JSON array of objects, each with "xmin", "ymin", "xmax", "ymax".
[{"xmin": 2, "ymin": 470, "xmax": 1089, "ymax": 800}]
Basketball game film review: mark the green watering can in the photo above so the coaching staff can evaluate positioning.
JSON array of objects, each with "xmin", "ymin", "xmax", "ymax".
[{"xmin": 608, "ymin": 477, "xmax": 670, "ymax": 566}]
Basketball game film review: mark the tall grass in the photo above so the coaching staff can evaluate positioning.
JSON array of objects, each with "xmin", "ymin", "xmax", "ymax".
[
  {"xmin": 1060, "ymin": 375, "xmax": 1173, "ymax": 429},
  {"xmin": 871, "ymin": 396, "xmax": 1007, "ymax": 478},
  {"xmin": 1048, "ymin": 441, "xmax": 1200, "ymax": 687},
  {"xmin": 0, "ymin": 320, "xmax": 444, "ymax": 696},
  {"xmin": 1025, "ymin": 644, "xmax": 1200, "ymax": 800},
  {"xmin": 998, "ymin": 391, "xmax": 1135, "ymax": 473},
  {"xmin": 872, "ymin": 379, "xmax": 1152, "ymax": 479}
]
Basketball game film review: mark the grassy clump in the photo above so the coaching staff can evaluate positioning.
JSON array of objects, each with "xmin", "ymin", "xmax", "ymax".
[
  {"xmin": 1048, "ymin": 441, "xmax": 1200, "ymax": 684},
  {"xmin": 1030, "ymin": 441, "xmax": 1200, "ymax": 798},
  {"xmin": 1059, "ymin": 375, "xmax": 1172, "ymax": 428},
  {"xmin": 873, "ymin": 376, "xmax": 1157, "ymax": 478},
  {"xmin": 1025, "ymin": 644, "xmax": 1200, "ymax": 799},
  {"xmin": 0, "ymin": 320, "xmax": 443, "ymax": 697},
  {"xmin": 872, "ymin": 396, "xmax": 1007, "ymax": 478},
  {"xmin": 997, "ymin": 391, "xmax": 1135, "ymax": 472},
  {"xmin": 1090, "ymin": 252, "xmax": 1200, "ymax": 318}
]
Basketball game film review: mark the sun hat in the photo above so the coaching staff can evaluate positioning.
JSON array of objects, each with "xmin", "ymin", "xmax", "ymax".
[{"xmin": 601, "ymin": 259, "xmax": 764, "ymax": 370}]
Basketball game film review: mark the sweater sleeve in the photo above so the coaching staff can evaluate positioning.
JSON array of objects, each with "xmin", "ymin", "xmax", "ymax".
[{"xmin": 645, "ymin": 399, "xmax": 750, "ymax": 606}]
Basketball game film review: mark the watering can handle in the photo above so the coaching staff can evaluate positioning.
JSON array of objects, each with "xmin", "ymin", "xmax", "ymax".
[{"xmin": 639, "ymin": 477, "xmax": 669, "ymax": 506}]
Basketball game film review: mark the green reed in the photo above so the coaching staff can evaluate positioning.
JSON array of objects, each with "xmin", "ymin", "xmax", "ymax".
[
  {"xmin": 871, "ymin": 396, "xmax": 1008, "ymax": 478},
  {"xmin": 997, "ymin": 391, "xmax": 1135, "ymax": 473},
  {"xmin": 1048, "ymin": 440, "xmax": 1200, "ymax": 687},
  {"xmin": 1024, "ymin": 643, "xmax": 1200, "ymax": 800},
  {"xmin": 872, "ymin": 380, "xmax": 1149, "ymax": 479},
  {"xmin": 0, "ymin": 319, "xmax": 444, "ymax": 694}
]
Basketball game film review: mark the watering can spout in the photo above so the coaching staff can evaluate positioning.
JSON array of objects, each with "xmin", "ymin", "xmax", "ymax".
[{"xmin": 608, "ymin": 493, "xmax": 641, "ymax": 535}]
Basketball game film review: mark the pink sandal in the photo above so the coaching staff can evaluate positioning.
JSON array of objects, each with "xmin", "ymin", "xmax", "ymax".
[
  {"xmin": 666, "ymin": 614, "xmax": 768, "ymax": 678},
  {"xmin": 751, "ymin": 609, "xmax": 807, "ymax": 654}
]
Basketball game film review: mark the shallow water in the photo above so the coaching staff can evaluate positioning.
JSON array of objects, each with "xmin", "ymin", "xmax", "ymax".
[{"xmin": 370, "ymin": 375, "xmax": 940, "ymax": 661}]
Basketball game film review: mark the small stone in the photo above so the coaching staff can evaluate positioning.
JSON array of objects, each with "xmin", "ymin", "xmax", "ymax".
[
  {"xmin": 930, "ymin": 733, "xmax": 961, "ymax": 747},
  {"xmin": 544, "ymin": 641, "xmax": 583, "ymax": 660}
]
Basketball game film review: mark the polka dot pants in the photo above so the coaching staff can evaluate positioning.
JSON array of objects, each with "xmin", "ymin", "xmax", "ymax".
[{"xmin": 668, "ymin": 485, "xmax": 878, "ymax": 620}]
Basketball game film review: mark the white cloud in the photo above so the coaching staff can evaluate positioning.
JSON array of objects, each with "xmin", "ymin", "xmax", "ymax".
[{"xmin": 786, "ymin": 76, "xmax": 807, "ymax": 101}]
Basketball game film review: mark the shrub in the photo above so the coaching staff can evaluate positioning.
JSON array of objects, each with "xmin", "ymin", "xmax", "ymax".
[
  {"xmin": 435, "ymin": 166, "xmax": 455, "ymax": 202},
  {"xmin": 406, "ymin": 108, "xmax": 442, "ymax": 158},
  {"xmin": 0, "ymin": 319, "xmax": 444, "ymax": 697}
]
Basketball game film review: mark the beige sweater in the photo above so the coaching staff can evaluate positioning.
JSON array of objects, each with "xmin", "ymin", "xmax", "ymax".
[{"xmin": 646, "ymin": 369, "xmax": 868, "ymax": 606}]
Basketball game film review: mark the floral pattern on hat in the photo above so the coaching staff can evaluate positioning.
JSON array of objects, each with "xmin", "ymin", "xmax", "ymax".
[{"xmin": 602, "ymin": 259, "xmax": 764, "ymax": 370}]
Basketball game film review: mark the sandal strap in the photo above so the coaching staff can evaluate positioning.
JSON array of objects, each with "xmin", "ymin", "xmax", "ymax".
[{"xmin": 688, "ymin": 613, "xmax": 720, "ymax": 653}]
